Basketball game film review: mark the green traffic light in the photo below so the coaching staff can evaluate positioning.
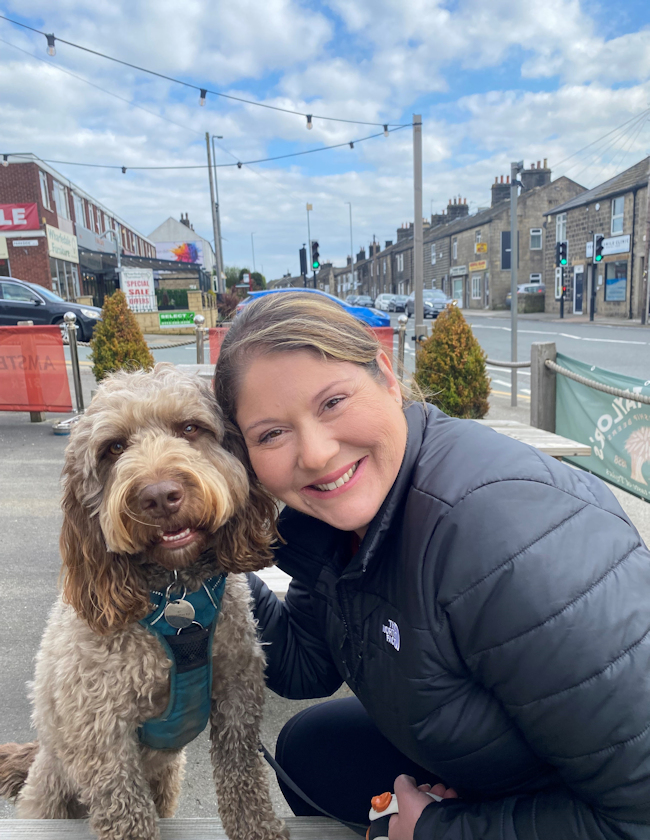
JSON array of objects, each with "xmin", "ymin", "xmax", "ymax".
[
  {"xmin": 312, "ymin": 262, "xmax": 319, "ymax": 269},
  {"xmin": 595, "ymin": 255, "xmax": 602, "ymax": 262},
  {"xmin": 560, "ymin": 258, "xmax": 567, "ymax": 266}
]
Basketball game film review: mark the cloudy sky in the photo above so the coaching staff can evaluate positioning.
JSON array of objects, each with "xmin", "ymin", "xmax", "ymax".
[{"xmin": 1, "ymin": 0, "xmax": 649, "ymax": 280}]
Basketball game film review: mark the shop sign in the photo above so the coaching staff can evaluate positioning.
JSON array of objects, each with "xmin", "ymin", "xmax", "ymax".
[
  {"xmin": 0, "ymin": 203, "xmax": 39, "ymax": 231},
  {"xmin": 121, "ymin": 268, "xmax": 156, "ymax": 312},
  {"xmin": 12, "ymin": 239, "xmax": 39, "ymax": 247},
  {"xmin": 602, "ymin": 234, "xmax": 630, "ymax": 256},
  {"xmin": 0, "ymin": 237, "xmax": 8, "ymax": 259},
  {"xmin": 475, "ymin": 242, "xmax": 488, "ymax": 253},
  {"xmin": 450, "ymin": 265, "xmax": 467, "ymax": 277},
  {"xmin": 556, "ymin": 351, "xmax": 650, "ymax": 502},
  {"xmin": 76, "ymin": 224, "xmax": 117, "ymax": 254},
  {"xmin": 469, "ymin": 260, "xmax": 487, "ymax": 272},
  {"xmin": 46, "ymin": 224, "xmax": 79, "ymax": 264},
  {"xmin": 159, "ymin": 311, "xmax": 195, "ymax": 328}
]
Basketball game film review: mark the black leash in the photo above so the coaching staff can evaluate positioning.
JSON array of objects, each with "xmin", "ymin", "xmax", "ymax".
[{"xmin": 260, "ymin": 743, "xmax": 367, "ymax": 835}]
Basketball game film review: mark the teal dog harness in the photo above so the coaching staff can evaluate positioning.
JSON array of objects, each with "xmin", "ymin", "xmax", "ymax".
[{"xmin": 138, "ymin": 573, "xmax": 227, "ymax": 751}]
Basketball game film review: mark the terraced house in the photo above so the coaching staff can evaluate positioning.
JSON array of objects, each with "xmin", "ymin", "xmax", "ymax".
[{"xmin": 543, "ymin": 156, "xmax": 650, "ymax": 321}]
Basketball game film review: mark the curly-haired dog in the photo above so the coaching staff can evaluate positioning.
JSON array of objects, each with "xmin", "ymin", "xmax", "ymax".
[{"xmin": 0, "ymin": 364, "xmax": 287, "ymax": 840}]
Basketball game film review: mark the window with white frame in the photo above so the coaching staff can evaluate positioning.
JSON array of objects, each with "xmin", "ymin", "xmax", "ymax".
[
  {"xmin": 530, "ymin": 228, "xmax": 542, "ymax": 250},
  {"xmin": 72, "ymin": 194, "xmax": 84, "ymax": 227},
  {"xmin": 556, "ymin": 213, "xmax": 566, "ymax": 243},
  {"xmin": 53, "ymin": 182, "xmax": 70, "ymax": 219},
  {"xmin": 529, "ymin": 273, "xmax": 542, "ymax": 284},
  {"xmin": 452, "ymin": 238, "xmax": 458, "ymax": 260},
  {"xmin": 431, "ymin": 246, "xmax": 436, "ymax": 265},
  {"xmin": 397, "ymin": 253, "xmax": 404, "ymax": 272},
  {"xmin": 471, "ymin": 275, "xmax": 481, "ymax": 299},
  {"xmin": 611, "ymin": 196, "xmax": 624, "ymax": 235},
  {"xmin": 475, "ymin": 230, "xmax": 482, "ymax": 243},
  {"xmin": 383, "ymin": 258, "xmax": 386, "ymax": 275},
  {"xmin": 39, "ymin": 171, "xmax": 51, "ymax": 210}
]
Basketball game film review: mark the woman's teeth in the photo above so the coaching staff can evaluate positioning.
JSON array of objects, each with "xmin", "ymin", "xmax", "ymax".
[{"xmin": 313, "ymin": 462, "xmax": 358, "ymax": 492}]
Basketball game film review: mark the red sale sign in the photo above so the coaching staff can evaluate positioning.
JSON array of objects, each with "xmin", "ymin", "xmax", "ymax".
[{"xmin": 0, "ymin": 203, "xmax": 40, "ymax": 231}]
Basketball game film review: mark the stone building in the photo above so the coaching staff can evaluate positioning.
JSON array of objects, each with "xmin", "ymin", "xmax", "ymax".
[
  {"xmin": 425, "ymin": 164, "xmax": 585, "ymax": 310},
  {"xmin": 543, "ymin": 156, "xmax": 649, "ymax": 320}
]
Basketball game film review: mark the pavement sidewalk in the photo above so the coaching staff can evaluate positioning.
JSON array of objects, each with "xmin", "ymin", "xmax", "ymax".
[{"xmin": 465, "ymin": 308, "xmax": 649, "ymax": 329}]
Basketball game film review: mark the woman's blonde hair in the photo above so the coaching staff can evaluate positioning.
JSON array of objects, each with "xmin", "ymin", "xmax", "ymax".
[{"xmin": 214, "ymin": 292, "xmax": 405, "ymax": 427}]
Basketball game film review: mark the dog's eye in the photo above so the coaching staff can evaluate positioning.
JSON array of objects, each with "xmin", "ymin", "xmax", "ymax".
[
  {"xmin": 108, "ymin": 441, "xmax": 125, "ymax": 456},
  {"xmin": 182, "ymin": 424, "xmax": 199, "ymax": 437}
]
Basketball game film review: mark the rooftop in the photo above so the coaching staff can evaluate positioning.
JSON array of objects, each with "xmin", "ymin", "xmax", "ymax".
[{"xmin": 544, "ymin": 157, "xmax": 650, "ymax": 216}]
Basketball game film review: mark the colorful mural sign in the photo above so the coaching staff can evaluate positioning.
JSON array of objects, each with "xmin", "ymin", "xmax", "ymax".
[{"xmin": 155, "ymin": 241, "xmax": 204, "ymax": 265}]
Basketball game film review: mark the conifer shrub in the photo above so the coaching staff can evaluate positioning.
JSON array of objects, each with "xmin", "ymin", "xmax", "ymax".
[
  {"xmin": 414, "ymin": 304, "xmax": 490, "ymax": 418},
  {"xmin": 90, "ymin": 290, "xmax": 155, "ymax": 382}
]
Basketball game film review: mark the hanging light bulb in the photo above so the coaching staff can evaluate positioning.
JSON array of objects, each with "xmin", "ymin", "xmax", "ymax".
[
  {"xmin": 199, "ymin": 89, "xmax": 207, "ymax": 107},
  {"xmin": 121, "ymin": 166, "xmax": 127, "ymax": 174},
  {"xmin": 2, "ymin": 155, "xmax": 9, "ymax": 168},
  {"xmin": 349, "ymin": 142, "xmax": 354, "ymax": 149},
  {"xmin": 306, "ymin": 115, "xmax": 313, "ymax": 130},
  {"xmin": 46, "ymin": 34, "xmax": 56, "ymax": 56},
  {"xmin": 237, "ymin": 162, "xmax": 242, "ymax": 169},
  {"xmin": 383, "ymin": 124, "xmax": 389, "ymax": 137}
]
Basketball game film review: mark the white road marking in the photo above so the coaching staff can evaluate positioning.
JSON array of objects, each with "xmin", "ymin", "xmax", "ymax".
[
  {"xmin": 486, "ymin": 365, "xmax": 530, "ymax": 376},
  {"xmin": 471, "ymin": 323, "xmax": 647, "ymax": 346}
]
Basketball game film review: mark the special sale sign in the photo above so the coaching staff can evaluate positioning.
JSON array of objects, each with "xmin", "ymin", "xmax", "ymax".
[{"xmin": 0, "ymin": 203, "xmax": 39, "ymax": 231}]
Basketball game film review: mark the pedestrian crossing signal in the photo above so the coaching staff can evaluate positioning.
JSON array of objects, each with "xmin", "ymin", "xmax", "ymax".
[{"xmin": 555, "ymin": 241, "xmax": 568, "ymax": 267}]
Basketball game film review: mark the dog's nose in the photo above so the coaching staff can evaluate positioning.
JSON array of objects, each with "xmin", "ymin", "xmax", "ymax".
[{"xmin": 139, "ymin": 481, "xmax": 184, "ymax": 516}]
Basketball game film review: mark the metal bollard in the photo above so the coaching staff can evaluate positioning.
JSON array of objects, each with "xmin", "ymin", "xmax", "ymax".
[
  {"xmin": 194, "ymin": 314, "xmax": 206, "ymax": 365},
  {"xmin": 397, "ymin": 314, "xmax": 408, "ymax": 381},
  {"xmin": 64, "ymin": 311, "xmax": 85, "ymax": 413}
]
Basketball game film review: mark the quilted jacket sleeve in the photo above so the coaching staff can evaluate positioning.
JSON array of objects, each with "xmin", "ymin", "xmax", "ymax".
[
  {"xmin": 416, "ymin": 474, "xmax": 650, "ymax": 840},
  {"xmin": 247, "ymin": 572, "xmax": 343, "ymax": 700}
]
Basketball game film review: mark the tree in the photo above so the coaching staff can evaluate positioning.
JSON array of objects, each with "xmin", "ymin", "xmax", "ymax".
[
  {"xmin": 90, "ymin": 290, "xmax": 155, "ymax": 382},
  {"xmin": 414, "ymin": 304, "xmax": 490, "ymax": 418},
  {"xmin": 225, "ymin": 266, "xmax": 240, "ymax": 290}
]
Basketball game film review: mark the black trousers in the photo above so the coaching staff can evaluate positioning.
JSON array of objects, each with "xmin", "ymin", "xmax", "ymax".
[{"xmin": 274, "ymin": 696, "xmax": 440, "ymax": 833}]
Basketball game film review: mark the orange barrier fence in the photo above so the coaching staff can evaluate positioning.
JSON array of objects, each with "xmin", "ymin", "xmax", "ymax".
[
  {"xmin": 0, "ymin": 326, "xmax": 72, "ymax": 412},
  {"xmin": 208, "ymin": 324, "xmax": 395, "ymax": 367}
]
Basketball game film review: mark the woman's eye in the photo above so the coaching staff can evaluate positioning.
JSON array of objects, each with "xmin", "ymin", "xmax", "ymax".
[
  {"xmin": 324, "ymin": 396, "xmax": 345, "ymax": 411},
  {"xmin": 108, "ymin": 441, "xmax": 125, "ymax": 456},
  {"xmin": 260, "ymin": 429, "xmax": 283, "ymax": 444},
  {"xmin": 182, "ymin": 424, "xmax": 199, "ymax": 436}
]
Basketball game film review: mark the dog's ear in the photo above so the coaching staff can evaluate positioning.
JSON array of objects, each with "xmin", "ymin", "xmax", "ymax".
[
  {"xmin": 59, "ymin": 472, "xmax": 150, "ymax": 635},
  {"xmin": 214, "ymin": 420, "xmax": 281, "ymax": 574}
]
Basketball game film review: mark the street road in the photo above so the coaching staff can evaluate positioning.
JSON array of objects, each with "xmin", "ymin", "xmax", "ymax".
[{"xmin": 69, "ymin": 311, "xmax": 650, "ymax": 407}]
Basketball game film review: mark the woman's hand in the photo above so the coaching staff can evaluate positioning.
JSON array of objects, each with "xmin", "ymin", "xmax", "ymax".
[{"xmin": 388, "ymin": 775, "xmax": 458, "ymax": 840}]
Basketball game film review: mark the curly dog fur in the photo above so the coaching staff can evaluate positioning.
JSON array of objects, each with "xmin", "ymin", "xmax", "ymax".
[{"xmin": 0, "ymin": 364, "xmax": 287, "ymax": 840}]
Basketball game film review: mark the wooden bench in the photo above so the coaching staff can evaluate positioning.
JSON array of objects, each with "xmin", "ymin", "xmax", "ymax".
[
  {"xmin": 474, "ymin": 420, "xmax": 591, "ymax": 459},
  {"xmin": 0, "ymin": 817, "xmax": 358, "ymax": 838}
]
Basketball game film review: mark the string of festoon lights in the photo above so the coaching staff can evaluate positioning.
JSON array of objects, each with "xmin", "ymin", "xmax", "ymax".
[{"xmin": 0, "ymin": 14, "xmax": 409, "ymax": 132}]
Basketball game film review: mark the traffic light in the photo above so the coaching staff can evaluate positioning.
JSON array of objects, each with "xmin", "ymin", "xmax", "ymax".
[
  {"xmin": 555, "ymin": 241, "xmax": 568, "ymax": 267},
  {"xmin": 594, "ymin": 234, "xmax": 604, "ymax": 263},
  {"xmin": 311, "ymin": 240, "xmax": 320, "ymax": 270},
  {"xmin": 299, "ymin": 246, "xmax": 307, "ymax": 277}
]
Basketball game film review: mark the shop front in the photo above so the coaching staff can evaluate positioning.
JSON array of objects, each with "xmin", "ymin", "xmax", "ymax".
[
  {"xmin": 450, "ymin": 265, "xmax": 467, "ymax": 308},
  {"xmin": 47, "ymin": 225, "xmax": 80, "ymax": 301}
]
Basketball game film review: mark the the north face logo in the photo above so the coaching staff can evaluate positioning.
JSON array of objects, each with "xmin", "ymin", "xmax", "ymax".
[{"xmin": 382, "ymin": 620, "xmax": 400, "ymax": 651}]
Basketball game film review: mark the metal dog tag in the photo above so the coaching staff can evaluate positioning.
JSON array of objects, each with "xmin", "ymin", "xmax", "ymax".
[{"xmin": 164, "ymin": 599, "xmax": 195, "ymax": 629}]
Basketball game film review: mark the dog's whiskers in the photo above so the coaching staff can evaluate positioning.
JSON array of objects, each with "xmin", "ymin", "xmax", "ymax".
[{"xmin": 124, "ymin": 504, "xmax": 162, "ymax": 529}]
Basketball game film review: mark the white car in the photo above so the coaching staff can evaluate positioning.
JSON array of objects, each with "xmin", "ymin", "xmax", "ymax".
[{"xmin": 374, "ymin": 293, "xmax": 396, "ymax": 311}]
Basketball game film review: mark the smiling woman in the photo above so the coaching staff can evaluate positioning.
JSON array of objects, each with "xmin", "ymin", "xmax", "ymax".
[{"xmin": 215, "ymin": 293, "xmax": 650, "ymax": 840}]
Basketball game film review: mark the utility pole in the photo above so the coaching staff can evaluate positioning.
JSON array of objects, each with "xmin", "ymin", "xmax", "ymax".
[
  {"xmin": 306, "ymin": 203, "xmax": 316, "ymax": 288},
  {"xmin": 251, "ymin": 232, "xmax": 256, "ymax": 274},
  {"xmin": 643, "ymin": 159, "xmax": 650, "ymax": 325},
  {"xmin": 205, "ymin": 132, "xmax": 222, "ymax": 293},
  {"xmin": 413, "ymin": 114, "xmax": 424, "ymax": 346},
  {"xmin": 345, "ymin": 202, "xmax": 354, "ymax": 297},
  {"xmin": 510, "ymin": 160, "xmax": 524, "ymax": 407}
]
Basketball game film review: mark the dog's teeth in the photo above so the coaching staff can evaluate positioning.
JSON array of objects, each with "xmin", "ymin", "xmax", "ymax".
[{"xmin": 161, "ymin": 527, "xmax": 192, "ymax": 543}]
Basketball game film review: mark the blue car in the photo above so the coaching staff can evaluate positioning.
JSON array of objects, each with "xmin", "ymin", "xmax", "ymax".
[{"xmin": 236, "ymin": 288, "xmax": 390, "ymax": 327}]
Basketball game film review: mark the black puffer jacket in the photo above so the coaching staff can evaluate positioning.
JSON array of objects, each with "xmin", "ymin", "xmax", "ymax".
[{"xmin": 250, "ymin": 402, "xmax": 650, "ymax": 838}]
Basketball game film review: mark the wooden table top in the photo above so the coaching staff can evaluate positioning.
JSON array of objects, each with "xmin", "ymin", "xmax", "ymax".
[{"xmin": 474, "ymin": 420, "xmax": 591, "ymax": 458}]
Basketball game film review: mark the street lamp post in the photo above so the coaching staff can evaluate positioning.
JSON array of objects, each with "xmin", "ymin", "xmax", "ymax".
[
  {"xmin": 211, "ymin": 134, "xmax": 224, "ymax": 292},
  {"xmin": 345, "ymin": 202, "xmax": 353, "ymax": 297},
  {"xmin": 100, "ymin": 227, "xmax": 122, "ymax": 291},
  {"xmin": 251, "ymin": 232, "xmax": 256, "ymax": 274},
  {"xmin": 510, "ymin": 160, "xmax": 524, "ymax": 407}
]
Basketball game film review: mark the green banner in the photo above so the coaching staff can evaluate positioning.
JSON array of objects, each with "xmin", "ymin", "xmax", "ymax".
[
  {"xmin": 159, "ymin": 311, "xmax": 195, "ymax": 328},
  {"xmin": 555, "ymin": 352, "xmax": 650, "ymax": 501}
]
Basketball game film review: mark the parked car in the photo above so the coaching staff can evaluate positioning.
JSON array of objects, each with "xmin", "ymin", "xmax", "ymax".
[
  {"xmin": 235, "ymin": 288, "xmax": 390, "ymax": 327},
  {"xmin": 405, "ymin": 289, "xmax": 453, "ymax": 318},
  {"xmin": 345, "ymin": 294, "xmax": 359, "ymax": 305},
  {"xmin": 374, "ymin": 293, "xmax": 395, "ymax": 311},
  {"xmin": 0, "ymin": 276, "xmax": 102, "ymax": 341},
  {"xmin": 389, "ymin": 294, "xmax": 408, "ymax": 312},
  {"xmin": 353, "ymin": 295, "xmax": 374, "ymax": 308},
  {"xmin": 505, "ymin": 283, "xmax": 546, "ymax": 309}
]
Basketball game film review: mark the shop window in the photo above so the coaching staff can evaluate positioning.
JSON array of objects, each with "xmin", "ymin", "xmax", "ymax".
[
  {"xmin": 611, "ymin": 197, "xmax": 624, "ymax": 235},
  {"xmin": 39, "ymin": 171, "xmax": 52, "ymax": 211},
  {"xmin": 530, "ymin": 229, "xmax": 542, "ymax": 250},
  {"xmin": 604, "ymin": 260, "xmax": 627, "ymax": 302},
  {"xmin": 556, "ymin": 213, "xmax": 566, "ymax": 243},
  {"xmin": 471, "ymin": 275, "xmax": 481, "ymax": 299}
]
